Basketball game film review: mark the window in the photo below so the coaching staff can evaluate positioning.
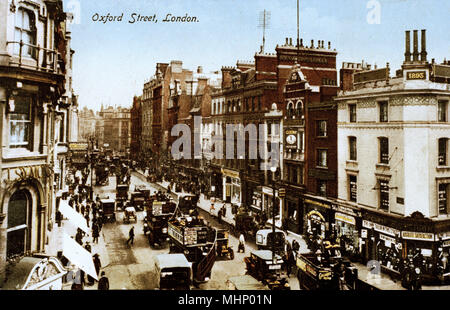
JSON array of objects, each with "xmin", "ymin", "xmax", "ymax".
[
  {"xmin": 257, "ymin": 96, "xmax": 262, "ymax": 111},
  {"xmin": 317, "ymin": 180, "xmax": 327, "ymax": 196},
  {"xmin": 14, "ymin": 9, "xmax": 36, "ymax": 58},
  {"xmin": 439, "ymin": 138, "xmax": 447, "ymax": 166},
  {"xmin": 349, "ymin": 104, "xmax": 357, "ymax": 122},
  {"xmin": 379, "ymin": 101, "xmax": 388, "ymax": 122},
  {"xmin": 349, "ymin": 175, "xmax": 357, "ymax": 202},
  {"xmin": 379, "ymin": 137, "xmax": 389, "ymax": 164},
  {"xmin": 10, "ymin": 96, "xmax": 32, "ymax": 148},
  {"xmin": 296, "ymin": 101, "xmax": 303, "ymax": 117},
  {"xmin": 317, "ymin": 120, "xmax": 327, "ymax": 137},
  {"xmin": 317, "ymin": 149, "xmax": 328, "ymax": 167},
  {"xmin": 349, "ymin": 136, "xmax": 357, "ymax": 161},
  {"xmin": 439, "ymin": 183, "xmax": 449, "ymax": 215},
  {"xmin": 287, "ymin": 102, "xmax": 294, "ymax": 117},
  {"xmin": 438, "ymin": 100, "xmax": 448, "ymax": 122},
  {"xmin": 379, "ymin": 180, "xmax": 389, "ymax": 211}
]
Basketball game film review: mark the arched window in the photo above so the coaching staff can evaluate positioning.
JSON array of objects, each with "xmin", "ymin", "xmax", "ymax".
[
  {"xmin": 7, "ymin": 190, "xmax": 31, "ymax": 258},
  {"xmin": 287, "ymin": 101, "xmax": 294, "ymax": 117},
  {"xmin": 296, "ymin": 100, "xmax": 303, "ymax": 117},
  {"xmin": 15, "ymin": 8, "xmax": 36, "ymax": 58}
]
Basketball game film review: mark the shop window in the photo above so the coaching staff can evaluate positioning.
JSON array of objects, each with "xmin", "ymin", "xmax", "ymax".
[
  {"xmin": 379, "ymin": 137, "xmax": 389, "ymax": 164},
  {"xmin": 9, "ymin": 95, "xmax": 33, "ymax": 149},
  {"xmin": 439, "ymin": 183, "xmax": 449, "ymax": 215},
  {"xmin": 349, "ymin": 175, "xmax": 357, "ymax": 202},
  {"xmin": 438, "ymin": 100, "xmax": 448, "ymax": 122},
  {"xmin": 317, "ymin": 120, "xmax": 327, "ymax": 137},
  {"xmin": 439, "ymin": 138, "xmax": 447, "ymax": 166},
  {"xmin": 379, "ymin": 101, "xmax": 388, "ymax": 122},
  {"xmin": 14, "ymin": 8, "xmax": 36, "ymax": 58},
  {"xmin": 349, "ymin": 136, "xmax": 357, "ymax": 161},
  {"xmin": 317, "ymin": 180, "xmax": 327, "ymax": 196},
  {"xmin": 317, "ymin": 149, "xmax": 328, "ymax": 168},
  {"xmin": 7, "ymin": 190, "xmax": 31, "ymax": 258},
  {"xmin": 379, "ymin": 180, "xmax": 390, "ymax": 211},
  {"xmin": 349, "ymin": 104, "xmax": 357, "ymax": 123}
]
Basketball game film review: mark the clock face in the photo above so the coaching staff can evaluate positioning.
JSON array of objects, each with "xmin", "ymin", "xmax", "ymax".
[{"xmin": 286, "ymin": 134, "xmax": 297, "ymax": 145}]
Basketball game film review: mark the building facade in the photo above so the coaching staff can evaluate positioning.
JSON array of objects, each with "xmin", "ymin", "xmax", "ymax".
[
  {"xmin": 0, "ymin": 0, "xmax": 76, "ymax": 285},
  {"xmin": 336, "ymin": 30, "xmax": 450, "ymax": 277}
]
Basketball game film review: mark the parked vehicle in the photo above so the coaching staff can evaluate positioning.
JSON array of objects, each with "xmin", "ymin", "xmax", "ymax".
[
  {"xmin": 100, "ymin": 199, "xmax": 116, "ymax": 223},
  {"xmin": 124, "ymin": 206, "xmax": 137, "ymax": 224},
  {"xmin": 244, "ymin": 250, "xmax": 290, "ymax": 290},
  {"xmin": 216, "ymin": 229, "xmax": 234, "ymax": 260},
  {"xmin": 155, "ymin": 254, "xmax": 192, "ymax": 290}
]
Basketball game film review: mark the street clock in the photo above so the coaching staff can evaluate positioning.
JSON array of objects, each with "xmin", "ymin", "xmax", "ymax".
[{"xmin": 286, "ymin": 134, "xmax": 297, "ymax": 145}]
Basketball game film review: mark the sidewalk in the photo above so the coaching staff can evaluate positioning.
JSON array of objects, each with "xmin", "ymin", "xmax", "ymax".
[{"xmin": 46, "ymin": 199, "xmax": 110, "ymax": 290}]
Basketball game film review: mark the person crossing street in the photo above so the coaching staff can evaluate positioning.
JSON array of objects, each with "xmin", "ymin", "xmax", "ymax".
[{"xmin": 126, "ymin": 226, "xmax": 135, "ymax": 246}]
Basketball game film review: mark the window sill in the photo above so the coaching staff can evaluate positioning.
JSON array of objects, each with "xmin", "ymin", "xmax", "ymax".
[
  {"xmin": 3, "ymin": 148, "xmax": 46, "ymax": 161},
  {"xmin": 376, "ymin": 163, "xmax": 390, "ymax": 169},
  {"xmin": 436, "ymin": 165, "xmax": 450, "ymax": 172},
  {"xmin": 346, "ymin": 160, "xmax": 358, "ymax": 165},
  {"xmin": 315, "ymin": 166, "xmax": 328, "ymax": 170}
]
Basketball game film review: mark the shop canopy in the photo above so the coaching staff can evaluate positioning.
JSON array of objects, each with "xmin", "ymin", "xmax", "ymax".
[
  {"xmin": 62, "ymin": 233, "xmax": 98, "ymax": 281},
  {"xmin": 59, "ymin": 199, "xmax": 89, "ymax": 233}
]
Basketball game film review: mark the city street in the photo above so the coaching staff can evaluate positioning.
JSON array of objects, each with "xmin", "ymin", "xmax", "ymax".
[{"xmin": 90, "ymin": 173, "xmax": 299, "ymax": 290}]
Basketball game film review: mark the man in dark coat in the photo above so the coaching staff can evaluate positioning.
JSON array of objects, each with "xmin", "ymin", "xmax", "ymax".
[
  {"xmin": 75, "ymin": 229, "xmax": 83, "ymax": 245},
  {"xmin": 93, "ymin": 254, "xmax": 102, "ymax": 276},
  {"xmin": 98, "ymin": 271, "xmax": 109, "ymax": 290},
  {"xmin": 92, "ymin": 222, "xmax": 100, "ymax": 244},
  {"xmin": 126, "ymin": 226, "xmax": 135, "ymax": 246}
]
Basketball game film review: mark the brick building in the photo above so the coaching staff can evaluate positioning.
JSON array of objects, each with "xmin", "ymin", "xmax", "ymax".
[{"xmin": 130, "ymin": 95, "xmax": 142, "ymax": 160}]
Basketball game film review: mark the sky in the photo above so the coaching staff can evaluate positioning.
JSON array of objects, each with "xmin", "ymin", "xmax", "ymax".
[{"xmin": 66, "ymin": 0, "xmax": 450, "ymax": 111}]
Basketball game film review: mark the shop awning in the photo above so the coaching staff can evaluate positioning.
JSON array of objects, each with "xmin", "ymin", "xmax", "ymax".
[
  {"xmin": 62, "ymin": 233, "xmax": 98, "ymax": 281},
  {"xmin": 59, "ymin": 200, "xmax": 89, "ymax": 234}
]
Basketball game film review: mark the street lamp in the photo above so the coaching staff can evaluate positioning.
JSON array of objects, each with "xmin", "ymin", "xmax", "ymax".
[{"xmin": 270, "ymin": 165, "xmax": 277, "ymax": 265}]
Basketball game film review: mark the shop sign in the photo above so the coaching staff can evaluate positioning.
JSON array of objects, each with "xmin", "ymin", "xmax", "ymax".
[
  {"xmin": 305, "ymin": 199, "xmax": 330, "ymax": 210},
  {"xmin": 442, "ymin": 240, "xmax": 450, "ymax": 247},
  {"xmin": 438, "ymin": 232, "xmax": 450, "ymax": 241},
  {"xmin": 362, "ymin": 220, "xmax": 399, "ymax": 237},
  {"xmin": 307, "ymin": 210, "xmax": 325, "ymax": 222},
  {"xmin": 379, "ymin": 234, "xmax": 396, "ymax": 247},
  {"xmin": 401, "ymin": 231, "xmax": 435, "ymax": 242},
  {"xmin": 332, "ymin": 204, "xmax": 360, "ymax": 217},
  {"xmin": 221, "ymin": 168, "xmax": 240, "ymax": 179},
  {"xmin": 262, "ymin": 187, "xmax": 274, "ymax": 196},
  {"xmin": 69, "ymin": 142, "xmax": 88, "ymax": 151},
  {"xmin": 7, "ymin": 165, "xmax": 52, "ymax": 183},
  {"xmin": 335, "ymin": 212, "xmax": 355, "ymax": 225},
  {"xmin": 285, "ymin": 129, "xmax": 298, "ymax": 150}
]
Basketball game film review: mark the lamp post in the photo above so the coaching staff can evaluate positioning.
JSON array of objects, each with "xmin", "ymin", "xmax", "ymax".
[
  {"xmin": 270, "ymin": 165, "xmax": 277, "ymax": 265},
  {"xmin": 89, "ymin": 137, "xmax": 94, "ymax": 201}
]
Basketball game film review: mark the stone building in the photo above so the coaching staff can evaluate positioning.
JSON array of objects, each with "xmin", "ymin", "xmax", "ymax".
[
  {"xmin": 0, "ymin": 0, "xmax": 77, "ymax": 285},
  {"xmin": 335, "ymin": 30, "xmax": 450, "ymax": 277},
  {"xmin": 98, "ymin": 106, "xmax": 131, "ymax": 153}
]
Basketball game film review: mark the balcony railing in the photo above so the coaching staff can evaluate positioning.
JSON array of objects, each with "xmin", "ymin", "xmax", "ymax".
[{"xmin": 6, "ymin": 40, "xmax": 61, "ymax": 73}]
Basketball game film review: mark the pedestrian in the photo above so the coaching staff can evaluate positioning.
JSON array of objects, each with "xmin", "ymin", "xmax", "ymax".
[
  {"xmin": 238, "ymin": 232, "xmax": 246, "ymax": 253},
  {"xmin": 126, "ymin": 226, "xmax": 135, "ymax": 246},
  {"xmin": 84, "ymin": 241, "xmax": 92, "ymax": 253},
  {"xmin": 286, "ymin": 249, "xmax": 295, "ymax": 276},
  {"xmin": 218, "ymin": 208, "xmax": 222, "ymax": 224},
  {"xmin": 92, "ymin": 222, "xmax": 100, "ymax": 244},
  {"xmin": 292, "ymin": 239, "xmax": 300, "ymax": 259},
  {"xmin": 75, "ymin": 228, "xmax": 83, "ymax": 245},
  {"xmin": 71, "ymin": 269, "xmax": 85, "ymax": 290},
  {"xmin": 81, "ymin": 203, "xmax": 85, "ymax": 215},
  {"xmin": 98, "ymin": 271, "xmax": 109, "ymax": 290},
  {"xmin": 85, "ymin": 212, "xmax": 90, "ymax": 228},
  {"xmin": 93, "ymin": 254, "xmax": 102, "ymax": 276}
]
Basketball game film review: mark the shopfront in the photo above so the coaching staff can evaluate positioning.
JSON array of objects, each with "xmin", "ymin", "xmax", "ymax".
[
  {"xmin": 331, "ymin": 204, "xmax": 361, "ymax": 259},
  {"xmin": 222, "ymin": 168, "xmax": 241, "ymax": 204},
  {"xmin": 303, "ymin": 197, "xmax": 332, "ymax": 240},
  {"xmin": 361, "ymin": 219, "xmax": 402, "ymax": 274},
  {"xmin": 284, "ymin": 191, "xmax": 302, "ymax": 234}
]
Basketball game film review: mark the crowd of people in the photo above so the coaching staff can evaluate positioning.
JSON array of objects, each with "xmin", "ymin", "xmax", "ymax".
[{"xmin": 57, "ymin": 169, "xmax": 110, "ymax": 290}]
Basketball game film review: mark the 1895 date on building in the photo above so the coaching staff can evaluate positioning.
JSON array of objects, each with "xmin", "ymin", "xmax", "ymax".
[{"xmin": 91, "ymin": 13, "xmax": 199, "ymax": 24}]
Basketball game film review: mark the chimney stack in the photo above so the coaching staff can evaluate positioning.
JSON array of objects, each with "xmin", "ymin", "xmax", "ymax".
[
  {"xmin": 300, "ymin": 39, "xmax": 303, "ymax": 47},
  {"xmin": 421, "ymin": 29, "xmax": 427, "ymax": 62},
  {"xmin": 289, "ymin": 38, "xmax": 293, "ymax": 46},
  {"xmin": 405, "ymin": 30, "xmax": 411, "ymax": 62},
  {"xmin": 328, "ymin": 41, "xmax": 331, "ymax": 49},
  {"xmin": 310, "ymin": 40, "xmax": 314, "ymax": 48},
  {"xmin": 413, "ymin": 30, "xmax": 419, "ymax": 61},
  {"xmin": 286, "ymin": 38, "xmax": 289, "ymax": 45}
]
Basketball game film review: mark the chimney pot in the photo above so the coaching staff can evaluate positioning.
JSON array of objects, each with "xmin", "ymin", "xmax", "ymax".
[
  {"xmin": 413, "ymin": 30, "xmax": 419, "ymax": 61},
  {"xmin": 404, "ymin": 30, "xmax": 411, "ymax": 63},
  {"xmin": 300, "ymin": 39, "xmax": 303, "ymax": 47},
  {"xmin": 421, "ymin": 29, "xmax": 427, "ymax": 62},
  {"xmin": 286, "ymin": 38, "xmax": 289, "ymax": 45},
  {"xmin": 311, "ymin": 40, "xmax": 314, "ymax": 48},
  {"xmin": 328, "ymin": 41, "xmax": 331, "ymax": 49},
  {"xmin": 289, "ymin": 38, "xmax": 293, "ymax": 46}
]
